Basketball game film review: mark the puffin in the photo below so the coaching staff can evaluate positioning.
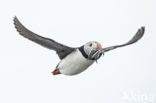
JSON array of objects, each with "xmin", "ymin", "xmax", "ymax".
[{"xmin": 13, "ymin": 17, "xmax": 145, "ymax": 76}]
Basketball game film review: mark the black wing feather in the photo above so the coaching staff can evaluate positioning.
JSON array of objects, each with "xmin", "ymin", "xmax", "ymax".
[
  {"xmin": 13, "ymin": 16, "xmax": 75, "ymax": 59},
  {"xmin": 103, "ymin": 27, "xmax": 145, "ymax": 52}
]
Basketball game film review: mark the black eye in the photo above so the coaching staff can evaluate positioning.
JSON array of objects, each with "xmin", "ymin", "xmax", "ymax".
[{"xmin": 89, "ymin": 43, "xmax": 92, "ymax": 47}]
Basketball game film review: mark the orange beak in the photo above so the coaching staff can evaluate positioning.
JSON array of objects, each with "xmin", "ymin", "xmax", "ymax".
[{"xmin": 98, "ymin": 42, "xmax": 103, "ymax": 51}]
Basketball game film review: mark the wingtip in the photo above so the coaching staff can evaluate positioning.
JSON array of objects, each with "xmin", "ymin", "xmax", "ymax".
[
  {"xmin": 14, "ymin": 16, "xmax": 17, "ymax": 18},
  {"xmin": 13, "ymin": 16, "xmax": 18, "ymax": 22},
  {"xmin": 13, "ymin": 16, "xmax": 19, "ymax": 29},
  {"xmin": 141, "ymin": 26, "xmax": 145, "ymax": 33},
  {"xmin": 141, "ymin": 26, "xmax": 145, "ymax": 29},
  {"xmin": 137, "ymin": 26, "xmax": 145, "ymax": 37},
  {"xmin": 141, "ymin": 26, "xmax": 145, "ymax": 35},
  {"xmin": 13, "ymin": 16, "xmax": 22, "ymax": 30},
  {"xmin": 13, "ymin": 16, "xmax": 17, "ymax": 25}
]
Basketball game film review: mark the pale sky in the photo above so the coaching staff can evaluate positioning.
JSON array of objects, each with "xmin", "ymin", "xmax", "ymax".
[{"xmin": 0, "ymin": 0, "xmax": 156, "ymax": 103}]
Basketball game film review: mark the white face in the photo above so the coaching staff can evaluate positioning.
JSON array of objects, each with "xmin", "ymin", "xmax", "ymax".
[
  {"xmin": 84, "ymin": 41, "xmax": 99, "ymax": 55},
  {"xmin": 83, "ymin": 41, "xmax": 103, "ymax": 60}
]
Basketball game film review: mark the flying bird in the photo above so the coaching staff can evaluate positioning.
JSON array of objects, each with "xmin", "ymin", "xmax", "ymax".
[{"xmin": 13, "ymin": 17, "xmax": 145, "ymax": 76}]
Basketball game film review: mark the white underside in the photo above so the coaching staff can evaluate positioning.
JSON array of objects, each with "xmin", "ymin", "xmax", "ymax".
[{"xmin": 58, "ymin": 49, "xmax": 94, "ymax": 75}]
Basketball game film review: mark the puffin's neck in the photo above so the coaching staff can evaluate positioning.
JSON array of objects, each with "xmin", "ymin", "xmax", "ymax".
[{"xmin": 79, "ymin": 46, "xmax": 88, "ymax": 59}]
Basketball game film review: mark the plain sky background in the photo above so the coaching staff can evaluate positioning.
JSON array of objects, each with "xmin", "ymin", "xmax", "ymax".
[{"xmin": 0, "ymin": 0, "xmax": 156, "ymax": 103}]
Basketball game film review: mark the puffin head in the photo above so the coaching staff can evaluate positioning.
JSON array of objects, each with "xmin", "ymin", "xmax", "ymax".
[{"xmin": 83, "ymin": 41, "xmax": 104, "ymax": 61}]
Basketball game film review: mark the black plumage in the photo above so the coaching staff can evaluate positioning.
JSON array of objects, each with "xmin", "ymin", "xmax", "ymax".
[{"xmin": 14, "ymin": 17, "xmax": 75, "ymax": 59}]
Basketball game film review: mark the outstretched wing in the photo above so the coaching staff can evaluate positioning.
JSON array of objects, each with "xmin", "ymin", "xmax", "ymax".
[
  {"xmin": 103, "ymin": 27, "xmax": 145, "ymax": 52},
  {"xmin": 13, "ymin": 16, "xmax": 75, "ymax": 59}
]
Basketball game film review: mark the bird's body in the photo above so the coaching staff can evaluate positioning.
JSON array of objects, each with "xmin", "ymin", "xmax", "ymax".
[
  {"xmin": 57, "ymin": 49, "xmax": 94, "ymax": 75},
  {"xmin": 13, "ymin": 16, "xmax": 145, "ymax": 76}
]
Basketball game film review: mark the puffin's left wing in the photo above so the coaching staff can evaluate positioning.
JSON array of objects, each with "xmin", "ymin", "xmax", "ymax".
[
  {"xmin": 14, "ymin": 16, "xmax": 75, "ymax": 59},
  {"xmin": 103, "ymin": 27, "xmax": 145, "ymax": 52}
]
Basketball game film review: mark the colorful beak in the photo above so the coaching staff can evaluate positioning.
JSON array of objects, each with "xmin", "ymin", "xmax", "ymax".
[{"xmin": 97, "ymin": 42, "xmax": 103, "ymax": 51}]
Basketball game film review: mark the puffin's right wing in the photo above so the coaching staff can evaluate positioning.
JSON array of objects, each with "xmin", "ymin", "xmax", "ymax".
[
  {"xmin": 13, "ymin": 16, "xmax": 75, "ymax": 59},
  {"xmin": 102, "ymin": 27, "xmax": 145, "ymax": 52}
]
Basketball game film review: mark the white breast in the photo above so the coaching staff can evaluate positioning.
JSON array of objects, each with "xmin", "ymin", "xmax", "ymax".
[{"xmin": 58, "ymin": 49, "xmax": 94, "ymax": 75}]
